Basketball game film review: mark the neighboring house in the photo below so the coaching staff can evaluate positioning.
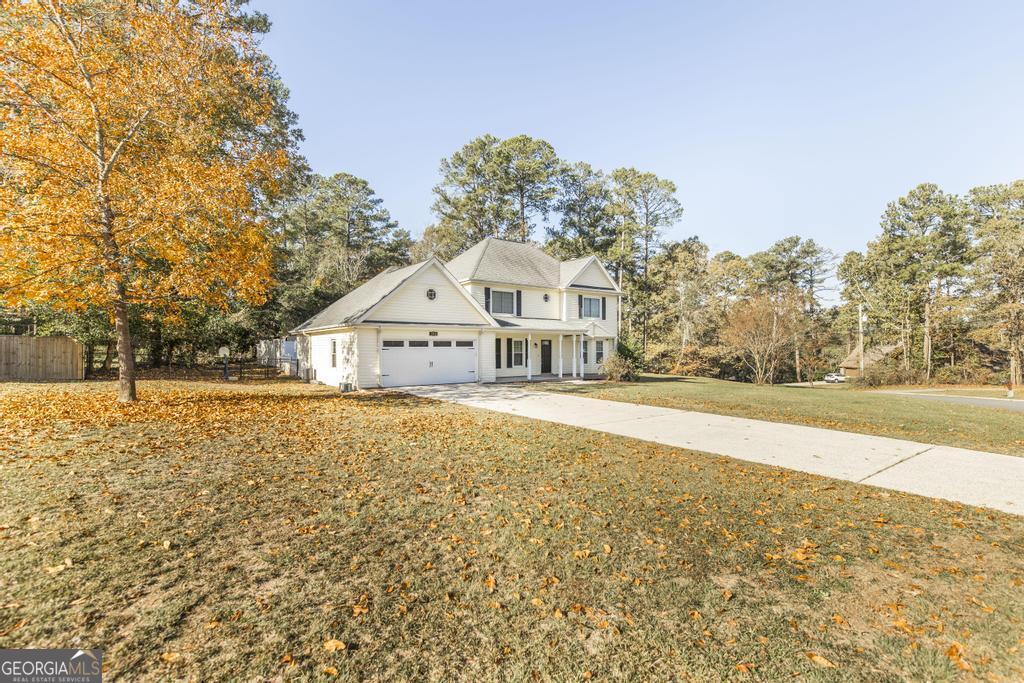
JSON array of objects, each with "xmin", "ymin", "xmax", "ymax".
[
  {"xmin": 839, "ymin": 343, "xmax": 899, "ymax": 378},
  {"xmin": 292, "ymin": 238, "xmax": 621, "ymax": 389},
  {"xmin": 256, "ymin": 336, "xmax": 299, "ymax": 375}
]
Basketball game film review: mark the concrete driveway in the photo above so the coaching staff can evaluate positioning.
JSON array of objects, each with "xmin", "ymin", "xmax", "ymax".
[{"xmin": 406, "ymin": 383, "xmax": 1024, "ymax": 516}]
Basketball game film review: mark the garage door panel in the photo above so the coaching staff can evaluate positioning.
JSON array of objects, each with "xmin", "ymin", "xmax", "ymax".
[{"xmin": 380, "ymin": 339, "xmax": 476, "ymax": 388}]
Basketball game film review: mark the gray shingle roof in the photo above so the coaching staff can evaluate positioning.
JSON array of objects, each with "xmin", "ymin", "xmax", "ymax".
[
  {"xmin": 559, "ymin": 257, "xmax": 592, "ymax": 287},
  {"xmin": 291, "ymin": 261, "xmax": 426, "ymax": 332},
  {"xmin": 495, "ymin": 317, "xmax": 591, "ymax": 332},
  {"xmin": 446, "ymin": 238, "xmax": 561, "ymax": 288}
]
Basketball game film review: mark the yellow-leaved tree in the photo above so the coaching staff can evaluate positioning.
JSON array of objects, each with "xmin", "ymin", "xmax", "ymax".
[{"xmin": 0, "ymin": 0, "xmax": 289, "ymax": 401}]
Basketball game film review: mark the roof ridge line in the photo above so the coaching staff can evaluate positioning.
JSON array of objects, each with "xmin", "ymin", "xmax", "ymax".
[{"xmin": 470, "ymin": 238, "xmax": 492, "ymax": 279}]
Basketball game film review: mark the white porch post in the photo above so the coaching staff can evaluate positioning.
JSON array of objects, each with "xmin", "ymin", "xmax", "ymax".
[
  {"xmin": 571, "ymin": 335, "xmax": 577, "ymax": 377},
  {"xmin": 527, "ymin": 333, "xmax": 532, "ymax": 381},
  {"xmin": 557, "ymin": 334, "xmax": 563, "ymax": 378}
]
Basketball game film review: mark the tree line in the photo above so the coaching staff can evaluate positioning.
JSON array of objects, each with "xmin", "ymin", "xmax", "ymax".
[{"xmin": 2, "ymin": 2, "xmax": 1020, "ymax": 400}]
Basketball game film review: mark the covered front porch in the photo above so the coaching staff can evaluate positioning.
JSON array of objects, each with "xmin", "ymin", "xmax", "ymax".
[{"xmin": 492, "ymin": 318, "xmax": 615, "ymax": 382}]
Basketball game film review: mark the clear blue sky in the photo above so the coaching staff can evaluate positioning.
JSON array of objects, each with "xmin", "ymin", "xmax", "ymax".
[{"xmin": 251, "ymin": 0, "xmax": 1024, "ymax": 261}]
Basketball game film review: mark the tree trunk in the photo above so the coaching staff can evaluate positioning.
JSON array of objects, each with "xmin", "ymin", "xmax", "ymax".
[
  {"xmin": 1010, "ymin": 338, "xmax": 1020, "ymax": 399},
  {"xmin": 113, "ymin": 296, "xmax": 137, "ymax": 402},
  {"xmin": 150, "ymin": 321, "xmax": 164, "ymax": 368},
  {"xmin": 519, "ymin": 191, "xmax": 528, "ymax": 242},
  {"xmin": 102, "ymin": 338, "xmax": 115, "ymax": 371},
  {"xmin": 923, "ymin": 298, "xmax": 932, "ymax": 382},
  {"xmin": 165, "ymin": 340, "xmax": 176, "ymax": 368},
  {"xmin": 84, "ymin": 344, "xmax": 95, "ymax": 380}
]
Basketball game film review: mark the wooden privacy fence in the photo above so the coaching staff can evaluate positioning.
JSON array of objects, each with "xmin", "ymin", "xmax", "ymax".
[{"xmin": 0, "ymin": 335, "xmax": 84, "ymax": 381}]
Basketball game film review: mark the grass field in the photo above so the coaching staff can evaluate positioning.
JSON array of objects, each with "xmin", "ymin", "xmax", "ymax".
[
  {"xmin": 1, "ymin": 380, "xmax": 1023, "ymax": 680},
  {"xmin": 536, "ymin": 375, "xmax": 1024, "ymax": 456}
]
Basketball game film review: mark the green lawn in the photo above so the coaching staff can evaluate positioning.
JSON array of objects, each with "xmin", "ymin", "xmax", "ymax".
[
  {"xmin": 1, "ymin": 380, "xmax": 1023, "ymax": 680},
  {"xmin": 535, "ymin": 375, "xmax": 1024, "ymax": 456}
]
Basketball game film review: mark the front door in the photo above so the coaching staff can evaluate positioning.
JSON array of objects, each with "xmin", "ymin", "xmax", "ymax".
[{"xmin": 540, "ymin": 339, "xmax": 552, "ymax": 373}]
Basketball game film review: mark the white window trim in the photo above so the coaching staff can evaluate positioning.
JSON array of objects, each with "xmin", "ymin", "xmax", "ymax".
[
  {"xmin": 596, "ymin": 340, "xmax": 604, "ymax": 363},
  {"xmin": 491, "ymin": 289, "xmax": 516, "ymax": 316},
  {"xmin": 582, "ymin": 296, "xmax": 601, "ymax": 319},
  {"xmin": 512, "ymin": 339, "xmax": 525, "ymax": 367}
]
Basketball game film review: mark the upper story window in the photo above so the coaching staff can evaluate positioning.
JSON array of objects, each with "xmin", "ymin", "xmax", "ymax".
[
  {"xmin": 492, "ymin": 290, "xmax": 515, "ymax": 315},
  {"xmin": 582, "ymin": 296, "xmax": 601, "ymax": 318}
]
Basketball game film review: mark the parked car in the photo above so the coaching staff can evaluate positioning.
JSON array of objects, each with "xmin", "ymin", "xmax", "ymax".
[{"xmin": 824, "ymin": 372, "xmax": 846, "ymax": 383}]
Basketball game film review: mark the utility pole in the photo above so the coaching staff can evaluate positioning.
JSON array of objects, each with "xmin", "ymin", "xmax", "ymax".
[{"xmin": 858, "ymin": 302, "xmax": 865, "ymax": 376}]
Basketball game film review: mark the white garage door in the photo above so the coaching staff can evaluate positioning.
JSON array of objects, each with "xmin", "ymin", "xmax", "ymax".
[{"xmin": 380, "ymin": 339, "xmax": 477, "ymax": 388}]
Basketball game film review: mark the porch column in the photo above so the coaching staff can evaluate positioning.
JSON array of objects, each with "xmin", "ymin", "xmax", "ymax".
[
  {"xmin": 580, "ymin": 336, "xmax": 585, "ymax": 377},
  {"xmin": 571, "ymin": 335, "xmax": 577, "ymax": 377},
  {"xmin": 557, "ymin": 334, "xmax": 563, "ymax": 378},
  {"xmin": 527, "ymin": 333, "xmax": 532, "ymax": 381}
]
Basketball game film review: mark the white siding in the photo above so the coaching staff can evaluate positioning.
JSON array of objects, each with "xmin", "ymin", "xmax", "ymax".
[
  {"xmin": 308, "ymin": 330, "xmax": 358, "ymax": 387},
  {"xmin": 579, "ymin": 337, "xmax": 613, "ymax": 374},
  {"xmin": 479, "ymin": 330, "xmax": 496, "ymax": 382},
  {"xmin": 467, "ymin": 283, "xmax": 560, "ymax": 320},
  {"xmin": 356, "ymin": 328, "xmax": 379, "ymax": 389},
  {"xmin": 571, "ymin": 260, "xmax": 617, "ymax": 289},
  {"xmin": 494, "ymin": 334, "xmax": 529, "ymax": 378},
  {"xmin": 367, "ymin": 264, "xmax": 489, "ymax": 325},
  {"xmin": 566, "ymin": 290, "xmax": 618, "ymax": 326}
]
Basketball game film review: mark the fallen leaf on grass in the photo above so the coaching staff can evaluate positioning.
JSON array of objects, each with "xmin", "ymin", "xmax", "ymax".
[
  {"xmin": 946, "ymin": 642, "xmax": 971, "ymax": 671},
  {"xmin": 160, "ymin": 652, "xmax": 180, "ymax": 663},
  {"xmin": 324, "ymin": 639, "xmax": 347, "ymax": 652},
  {"xmin": 0, "ymin": 619, "xmax": 27, "ymax": 637},
  {"xmin": 805, "ymin": 652, "xmax": 836, "ymax": 668}
]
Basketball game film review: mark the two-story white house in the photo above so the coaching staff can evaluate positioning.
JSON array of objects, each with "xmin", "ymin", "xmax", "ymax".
[{"xmin": 292, "ymin": 238, "xmax": 621, "ymax": 389}]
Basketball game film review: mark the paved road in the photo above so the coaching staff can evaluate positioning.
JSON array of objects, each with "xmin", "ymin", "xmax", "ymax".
[
  {"xmin": 407, "ymin": 383, "xmax": 1024, "ymax": 516},
  {"xmin": 877, "ymin": 390, "xmax": 1024, "ymax": 412}
]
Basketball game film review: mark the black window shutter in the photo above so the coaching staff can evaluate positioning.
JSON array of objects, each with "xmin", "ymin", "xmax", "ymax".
[
  {"xmin": 578, "ymin": 295, "xmax": 583, "ymax": 318},
  {"xmin": 516, "ymin": 290, "xmax": 522, "ymax": 317},
  {"xmin": 601, "ymin": 297, "xmax": 607, "ymax": 320},
  {"xmin": 484, "ymin": 287, "xmax": 491, "ymax": 312},
  {"xmin": 494, "ymin": 337, "xmax": 501, "ymax": 368},
  {"xmin": 506, "ymin": 338, "xmax": 513, "ymax": 368}
]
